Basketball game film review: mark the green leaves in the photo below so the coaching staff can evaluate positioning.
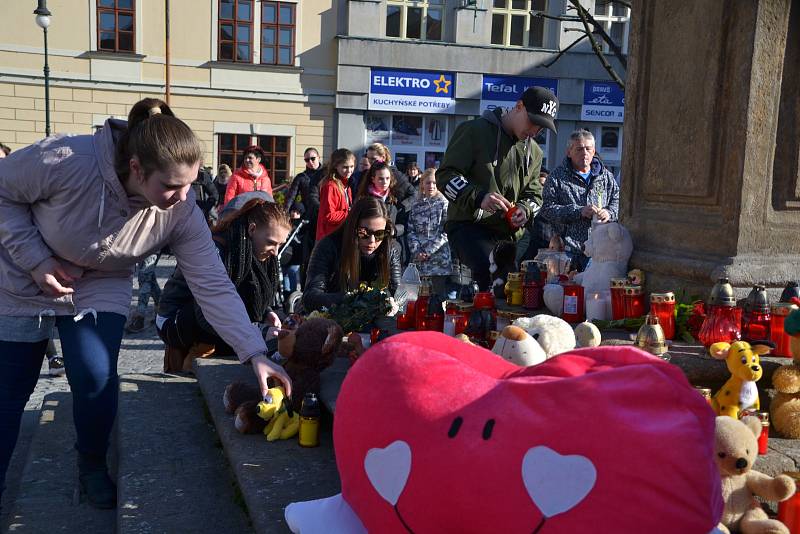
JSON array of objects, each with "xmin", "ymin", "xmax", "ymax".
[{"xmin": 327, "ymin": 285, "xmax": 393, "ymax": 333}]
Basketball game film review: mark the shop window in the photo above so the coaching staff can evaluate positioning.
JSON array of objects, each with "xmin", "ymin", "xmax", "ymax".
[
  {"xmin": 218, "ymin": 0, "xmax": 253, "ymax": 63},
  {"xmin": 97, "ymin": 0, "xmax": 135, "ymax": 53},
  {"xmin": 257, "ymin": 135, "xmax": 291, "ymax": 185},
  {"xmin": 217, "ymin": 133, "xmax": 253, "ymax": 170},
  {"xmin": 490, "ymin": 0, "xmax": 547, "ymax": 48},
  {"xmin": 261, "ymin": 2, "xmax": 295, "ymax": 65},
  {"xmin": 366, "ymin": 114, "xmax": 448, "ymax": 172},
  {"xmin": 592, "ymin": 0, "xmax": 630, "ymax": 54},
  {"xmin": 385, "ymin": 0, "xmax": 444, "ymax": 41}
]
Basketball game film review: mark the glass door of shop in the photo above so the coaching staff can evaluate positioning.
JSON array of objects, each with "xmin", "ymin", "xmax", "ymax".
[{"xmin": 365, "ymin": 113, "xmax": 449, "ymax": 173}]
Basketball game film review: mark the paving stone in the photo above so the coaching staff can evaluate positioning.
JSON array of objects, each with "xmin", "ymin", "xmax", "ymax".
[
  {"xmin": 3, "ymin": 392, "xmax": 116, "ymax": 533},
  {"xmin": 194, "ymin": 358, "xmax": 340, "ymax": 534},
  {"xmin": 117, "ymin": 373, "xmax": 253, "ymax": 534}
]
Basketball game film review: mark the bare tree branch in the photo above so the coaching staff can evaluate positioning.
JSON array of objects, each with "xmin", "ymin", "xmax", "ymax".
[
  {"xmin": 543, "ymin": 34, "xmax": 589, "ymax": 68},
  {"xmin": 569, "ymin": 0, "xmax": 625, "ymax": 90},
  {"xmin": 530, "ymin": 11, "xmax": 580, "ymax": 23}
]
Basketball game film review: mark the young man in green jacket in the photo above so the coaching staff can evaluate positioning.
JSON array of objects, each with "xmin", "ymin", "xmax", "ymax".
[{"xmin": 436, "ymin": 86, "xmax": 558, "ymax": 289}]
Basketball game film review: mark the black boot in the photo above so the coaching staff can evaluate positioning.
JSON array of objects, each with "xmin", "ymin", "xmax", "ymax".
[{"xmin": 77, "ymin": 452, "xmax": 117, "ymax": 509}]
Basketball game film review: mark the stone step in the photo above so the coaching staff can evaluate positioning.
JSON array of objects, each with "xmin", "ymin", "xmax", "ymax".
[
  {"xmin": 194, "ymin": 358, "xmax": 340, "ymax": 534},
  {"xmin": 116, "ymin": 373, "xmax": 253, "ymax": 534},
  {"xmin": 3, "ymin": 391, "xmax": 116, "ymax": 533}
]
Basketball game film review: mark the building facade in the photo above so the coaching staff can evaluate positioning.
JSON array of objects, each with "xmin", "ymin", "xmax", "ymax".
[
  {"xmin": 0, "ymin": 0, "xmax": 337, "ymax": 182},
  {"xmin": 336, "ymin": 0, "xmax": 629, "ymax": 177}
]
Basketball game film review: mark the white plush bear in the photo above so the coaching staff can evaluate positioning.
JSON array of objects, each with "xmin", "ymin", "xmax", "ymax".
[
  {"xmin": 542, "ymin": 284, "xmax": 564, "ymax": 316},
  {"xmin": 513, "ymin": 315, "xmax": 576, "ymax": 358},
  {"xmin": 491, "ymin": 325, "xmax": 547, "ymax": 367},
  {"xmin": 574, "ymin": 222, "xmax": 633, "ymax": 295}
]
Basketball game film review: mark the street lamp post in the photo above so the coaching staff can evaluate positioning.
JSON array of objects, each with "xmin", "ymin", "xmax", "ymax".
[{"xmin": 34, "ymin": 0, "xmax": 52, "ymax": 137}]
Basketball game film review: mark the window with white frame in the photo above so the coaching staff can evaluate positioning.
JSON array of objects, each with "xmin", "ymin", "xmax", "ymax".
[
  {"xmin": 386, "ymin": 0, "xmax": 444, "ymax": 41},
  {"xmin": 592, "ymin": 0, "xmax": 630, "ymax": 54},
  {"xmin": 490, "ymin": 0, "xmax": 547, "ymax": 48}
]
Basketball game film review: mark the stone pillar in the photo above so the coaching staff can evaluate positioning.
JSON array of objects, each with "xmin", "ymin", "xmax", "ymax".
[{"xmin": 620, "ymin": 0, "xmax": 800, "ymax": 298}]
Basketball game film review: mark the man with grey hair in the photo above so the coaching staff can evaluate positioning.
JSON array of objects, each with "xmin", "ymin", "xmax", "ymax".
[{"xmin": 541, "ymin": 129, "xmax": 619, "ymax": 271}]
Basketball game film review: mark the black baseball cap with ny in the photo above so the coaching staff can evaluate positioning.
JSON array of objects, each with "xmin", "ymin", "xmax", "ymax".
[{"xmin": 521, "ymin": 86, "xmax": 559, "ymax": 134}]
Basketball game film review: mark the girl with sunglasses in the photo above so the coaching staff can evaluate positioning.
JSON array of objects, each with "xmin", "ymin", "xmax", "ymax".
[{"xmin": 303, "ymin": 197, "xmax": 401, "ymax": 313}]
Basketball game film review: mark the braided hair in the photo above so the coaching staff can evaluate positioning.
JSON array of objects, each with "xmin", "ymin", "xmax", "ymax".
[{"xmin": 213, "ymin": 199, "xmax": 290, "ymax": 321}]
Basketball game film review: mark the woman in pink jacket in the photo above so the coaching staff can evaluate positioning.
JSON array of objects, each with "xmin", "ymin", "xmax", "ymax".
[
  {"xmin": 0, "ymin": 98, "xmax": 291, "ymax": 510},
  {"xmin": 223, "ymin": 145, "xmax": 273, "ymax": 206}
]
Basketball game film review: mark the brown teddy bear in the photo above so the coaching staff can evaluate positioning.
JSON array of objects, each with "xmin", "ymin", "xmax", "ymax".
[
  {"xmin": 715, "ymin": 415, "xmax": 795, "ymax": 534},
  {"xmin": 278, "ymin": 317, "xmax": 344, "ymax": 412},
  {"xmin": 222, "ymin": 381, "xmax": 267, "ymax": 434},
  {"xmin": 770, "ymin": 303, "xmax": 800, "ymax": 438}
]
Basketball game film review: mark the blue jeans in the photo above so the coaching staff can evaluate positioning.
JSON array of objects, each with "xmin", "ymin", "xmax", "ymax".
[
  {"xmin": 283, "ymin": 264, "xmax": 300, "ymax": 293},
  {"xmin": 0, "ymin": 312, "xmax": 125, "ymax": 498}
]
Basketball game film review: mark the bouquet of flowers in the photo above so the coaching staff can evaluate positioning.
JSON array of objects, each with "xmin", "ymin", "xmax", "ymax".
[{"xmin": 324, "ymin": 284, "xmax": 395, "ymax": 333}]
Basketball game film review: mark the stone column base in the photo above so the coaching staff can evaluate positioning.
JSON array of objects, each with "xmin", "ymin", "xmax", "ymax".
[{"xmin": 631, "ymin": 249, "xmax": 799, "ymax": 300}]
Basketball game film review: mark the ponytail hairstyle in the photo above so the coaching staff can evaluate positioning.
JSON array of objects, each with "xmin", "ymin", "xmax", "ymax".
[
  {"xmin": 323, "ymin": 148, "xmax": 355, "ymax": 194},
  {"xmin": 115, "ymin": 98, "xmax": 204, "ymax": 181},
  {"xmin": 356, "ymin": 161, "xmax": 397, "ymax": 204},
  {"xmin": 212, "ymin": 198, "xmax": 291, "ymax": 319},
  {"xmin": 338, "ymin": 196, "xmax": 393, "ymax": 292}
]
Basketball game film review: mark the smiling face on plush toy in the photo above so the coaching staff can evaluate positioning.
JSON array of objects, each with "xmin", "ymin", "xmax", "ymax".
[{"xmin": 313, "ymin": 332, "xmax": 723, "ymax": 534}]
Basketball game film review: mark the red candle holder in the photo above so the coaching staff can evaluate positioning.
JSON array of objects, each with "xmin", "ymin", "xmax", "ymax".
[
  {"xmin": 623, "ymin": 286, "xmax": 646, "ymax": 319},
  {"xmin": 778, "ymin": 473, "xmax": 800, "ymax": 531},
  {"xmin": 771, "ymin": 303, "xmax": 799, "ymax": 358},
  {"xmin": 610, "ymin": 278, "xmax": 627, "ymax": 320},
  {"xmin": 698, "ymin": 305, "xmax": 742, "ymax": 348},
  {"xmin": 473, "ymin": 292, "xmax": 495, "ymax": 310},
  {"xmin": 562, "ymin": 282, "xmax": 585, "ymax": 323},
  {"xmin": 650, "ymin": 292, "xmax": 676, "ymax": 340}
]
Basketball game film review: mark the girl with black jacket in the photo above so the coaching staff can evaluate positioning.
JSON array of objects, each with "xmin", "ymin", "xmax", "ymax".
[
  {"xmin": 302, "ymin": 197, "xmax": 402, "ymax": 312},
  {"xmin": 157, "ymin": 196, "xmax": 291, "ymax": 370}
]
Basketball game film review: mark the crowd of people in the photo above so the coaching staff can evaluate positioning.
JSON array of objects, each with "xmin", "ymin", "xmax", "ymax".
[{"xmin": 0, "ymin": 85, "xmax": 623, "ymax": 511}]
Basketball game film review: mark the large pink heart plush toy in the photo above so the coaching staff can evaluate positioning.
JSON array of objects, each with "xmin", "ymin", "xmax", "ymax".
[{"xmin": 286, "ymin": 332, "xmax": 723, "ymax": 534}]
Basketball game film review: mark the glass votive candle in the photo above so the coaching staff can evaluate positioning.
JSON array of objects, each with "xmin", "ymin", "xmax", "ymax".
[
  {"xmin": 624, "ymin": 285, "xmax": 646, "ymax": 319},
  {"xmin": 650, "ymin": 292, "xmax": 676, "ymax": 340},
  {"xmin": 610, "ymin": 278, "xmax": 628, "ymax": 320}
]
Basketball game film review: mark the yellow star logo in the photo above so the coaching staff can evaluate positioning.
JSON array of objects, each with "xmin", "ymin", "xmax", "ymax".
[{"xmin": 433, "ymin": 74, "xmax": 451, "ymax": 95}]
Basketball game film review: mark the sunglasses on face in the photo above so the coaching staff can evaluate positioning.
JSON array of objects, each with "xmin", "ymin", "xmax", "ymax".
[
  {"xmin": 356, "ymin": 227, "xmax": 390, "ymax": 241},
  {"xmin": 304, "ymin": 157, "xmax": 317, "ymax": 162}
]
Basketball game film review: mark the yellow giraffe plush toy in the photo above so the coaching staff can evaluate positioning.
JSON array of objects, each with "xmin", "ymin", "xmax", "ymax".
[{"xmin": 710, "ymin": 341, "xmax": 770, "ymax": 418}]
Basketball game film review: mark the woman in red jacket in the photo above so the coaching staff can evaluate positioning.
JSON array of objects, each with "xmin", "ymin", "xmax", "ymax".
[
  {"xmin": 223, "ymin": 145, "xmax": 273, "ymax": 205},
  {"xmin": 316, "ymin": 148, "xmax": 355, "ymax": 241}
]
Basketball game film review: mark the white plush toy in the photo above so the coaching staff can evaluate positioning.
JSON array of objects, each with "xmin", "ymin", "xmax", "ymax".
[
  {"xmin": 513, "ymin": 315, "xmax": 575, "ymax": 357},
  {"xmin": 542, "ymin": 284, "xmax": 564, "ymax": 316},
  {"xmin": 491, "ymin": 325, "xmax": 547, "ymax": 367},
  {"xmin": 574, "ymin": 222, "xmax": 633, "ymax": 295},
  {"xmin": 512, "ymin": 315, "xmax": 603, "ymax": 360},
  {"xmin": 574, "ymin": 321, "xmax": 602, "ymax": 348}
]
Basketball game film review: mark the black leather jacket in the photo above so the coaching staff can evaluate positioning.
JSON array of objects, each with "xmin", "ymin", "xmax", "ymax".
[{"xmin": 302, "ymin": 229, "xmax": 402, "ymax": 312}]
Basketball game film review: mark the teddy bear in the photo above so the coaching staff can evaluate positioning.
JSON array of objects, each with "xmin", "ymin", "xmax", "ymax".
[
  {"xmin": 513, "ymin": 315, "xmax": 576, "ymax": 358},
  {"xmin": 221, "ymin": 381, "xmax": 266, "ymax": 434},
  {"xmin": 769, "ymin": 302, "xmax": 800, "ymax": 438},
  {"xmin": 278, "ymin": 317, "xmax": 345, "ymax": 412},
  {"xmin": 573, "ymin": 222, "xmax": 633, "ymax": 296},
  {"xmin": 491, "ymin": 325, "xmax": 547, "ymax": 366},
  {"xmin": 714, "ymin": 415, "xmax": 795, "ymax": 534}
]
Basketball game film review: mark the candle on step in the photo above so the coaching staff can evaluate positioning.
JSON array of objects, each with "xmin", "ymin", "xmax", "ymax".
[{"xmin": 586, "ymin": 292, "xmax": 609, "ymax": 322}]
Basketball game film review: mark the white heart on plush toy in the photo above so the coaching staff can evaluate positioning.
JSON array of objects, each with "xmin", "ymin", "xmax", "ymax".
[
  {"xmin": 364, "ymin": 440, "xmax": 411, "ymax": 506},
  {"xmin": 522, "ymin": 446, "xmax": 596, "ymax": 518}
]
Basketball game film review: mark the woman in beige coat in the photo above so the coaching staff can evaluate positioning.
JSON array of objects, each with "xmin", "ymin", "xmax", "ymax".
[{"xmin": 0, "ymin": 98, "xmax": 291, "ymax": 510}]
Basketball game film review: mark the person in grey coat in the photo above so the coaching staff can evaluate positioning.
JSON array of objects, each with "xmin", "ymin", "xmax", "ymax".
[{"xmin": 541, "ymin": 129, "xmax": 619, "ymax": 272}]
